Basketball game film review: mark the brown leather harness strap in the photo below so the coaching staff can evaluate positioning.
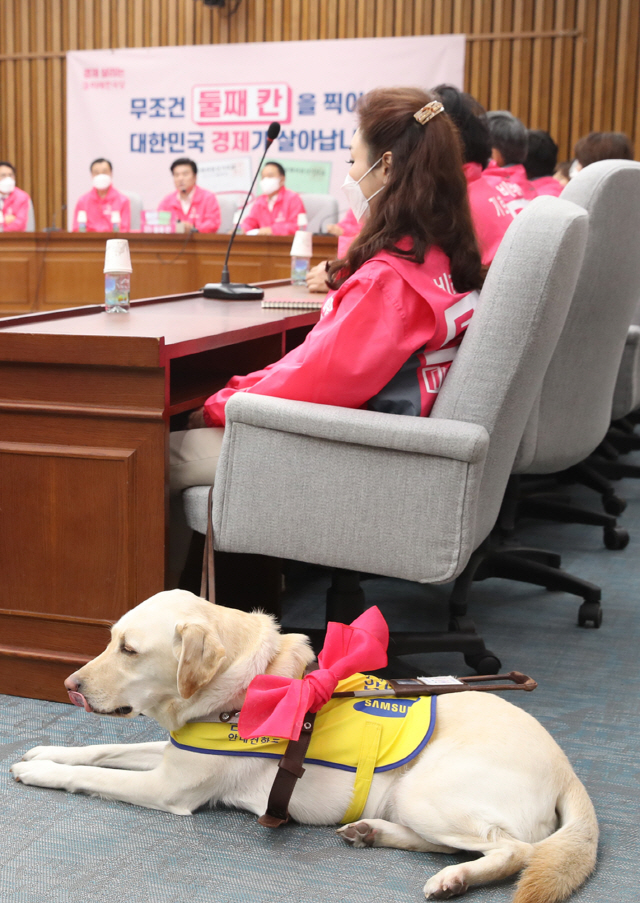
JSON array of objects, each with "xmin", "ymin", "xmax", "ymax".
[
  {"xmin": 200, "ymin": 486, "xmax": 216, "ymax": 603},
  {"xmin": 258, "ymin": 712, "xmax": 317, "ymax": 827}
]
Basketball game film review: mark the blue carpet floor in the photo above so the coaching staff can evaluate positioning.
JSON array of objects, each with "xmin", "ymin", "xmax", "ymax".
[{"xmin": 1, "ymin": 472, "xmax": 639, "ymax": 902}]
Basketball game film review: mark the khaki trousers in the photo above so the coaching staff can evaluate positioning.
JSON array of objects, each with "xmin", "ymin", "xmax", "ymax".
[{"xmin": 168, "ymin": 427, "xmax": 225, "ymax": 584}]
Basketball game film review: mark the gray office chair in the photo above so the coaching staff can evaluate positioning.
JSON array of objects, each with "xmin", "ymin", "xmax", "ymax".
[
  {"xmin": 299, "ymin": 193, "xmax": 339, "ymax": 234},
  {"xmin": 26, "ymin": 198, "xmax": 35, "ymax": 232},
  {"xmin": 506, "ymin": 161, "xmax": 640, "ymax": 562},
  {"xmin": 183, "ymin": 196, "xmax": 588, "ymax": 672},
  {"xmin": 216, "ymin": 194, "xmax": 245, "ymax": 233},
  {"xmin": 122, "ymin": 191, "xmax": 143, "ymax": 231}
]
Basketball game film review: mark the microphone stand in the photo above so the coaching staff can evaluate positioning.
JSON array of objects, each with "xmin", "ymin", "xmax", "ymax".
[{"xmin": 204, "ymin": 127, "xmax": 279, "ymax": 301}]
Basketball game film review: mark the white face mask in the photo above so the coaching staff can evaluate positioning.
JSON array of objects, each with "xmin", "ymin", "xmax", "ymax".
[
  {"xmin": 260, "ymin": 177, "xmax": 282, "ymax": 196},
  {"xmin": 342, "ymin": 158, "xmax": 384, "ymax": 223},
  {"xmin": 0, "ymin": 176, "xmax": 15, "ymax": 195},
  {"xmin": 92, "ymin": 173, "xmax": 112, "ymax": 191}
]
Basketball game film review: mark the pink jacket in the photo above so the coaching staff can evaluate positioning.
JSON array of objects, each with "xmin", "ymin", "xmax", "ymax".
[
  {"xmin": 73, "ymin": 186, "xmax": 131, "ymax": 232},
  {"xmin": 241, "ymin": 187, "xmax": 305, "ymax": 236},
  {"xmin": 337, "ymin": 209, "xmax": 361, "ymax": 237},
  {"xmin": 0, "ymin": 187, "xmax": 31, "ymax": 231},
  {"xmin": 203, "ymin": 241, "xmax": 478, "ymax": 427},
  {"xmin": 158, "ymin": 185, "xmax": 221, "ymax": 233},
  {"xmin": 464, "ymin": 162, "xmax": 520, "ymax": 266},
  {"xmin": 531, "ymin": 176, "xmax": 563, "ymax": 198},
  {"xmin": 483, "ymin": 161, "xmax": 537, "ymax": 201}
]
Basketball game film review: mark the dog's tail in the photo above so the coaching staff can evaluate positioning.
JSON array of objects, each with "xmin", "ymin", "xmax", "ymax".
[{"xmin": 512, "ymin": 774, "xmax": 598, "ymax": 903}]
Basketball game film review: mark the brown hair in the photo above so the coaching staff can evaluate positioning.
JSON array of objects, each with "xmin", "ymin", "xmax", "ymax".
[
  {"xmin": 574, "ymin": 132, "xmax": 634, "ymax": 168},
  {"xmin": 327, "ymin": 87, "xmax": 483, "ymax": 294}
]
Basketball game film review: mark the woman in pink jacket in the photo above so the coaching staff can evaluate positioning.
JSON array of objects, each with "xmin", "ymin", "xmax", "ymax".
[
  {"xmin": 524, "ymin": 130, "xmax": 563, "ymax": 198},
  {"xmin": 170, "ymin": 87, "xmax": 483, "ymax": 502}
]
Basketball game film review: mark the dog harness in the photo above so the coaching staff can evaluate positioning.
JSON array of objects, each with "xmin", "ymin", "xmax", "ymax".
[{"xmin": 171, "ymin": 673, "xmax": 437, "ymax": 824}]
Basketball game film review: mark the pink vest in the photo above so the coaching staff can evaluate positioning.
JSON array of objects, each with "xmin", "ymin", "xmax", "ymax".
[
  {"xmin": 157, "ymin": 185, "xmax": 221, "ymax": 233},
  {"xmin": 531, "ymin": 176, "xmax": 564, "ymax": 198},
  {"xmin": 204, "ymin": 241, "xmax": 477, "ymax": 426},
  {"xmin": 241, "ymin": 187, "xmax": 305, "ymax": 236},
  {"xmin": 73, "ymin": 186, "xmax": 131, "ymax": 232},
  {"xmin": 464, "ymin": 163, "xmax": 520, "ymax": 266}
]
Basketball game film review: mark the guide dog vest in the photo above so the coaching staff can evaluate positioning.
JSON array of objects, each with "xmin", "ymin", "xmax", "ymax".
[{"xmin": 171, "ymin": 673, "xmax": 437, "ymax": 823}]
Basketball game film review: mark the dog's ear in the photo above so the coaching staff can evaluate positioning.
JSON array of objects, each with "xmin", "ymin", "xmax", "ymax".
[
  {"xmin": 265, "ymin": 633, "xmax": 316, "ymax": 679},
  {"xmin": 174, "ymin": 621, "xmax": 227, "ymax": 699}
]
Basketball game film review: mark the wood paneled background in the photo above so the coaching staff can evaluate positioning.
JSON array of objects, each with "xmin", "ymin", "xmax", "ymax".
[{"xmin": 1, "ymin": 0, "xmax": 638, "ymax": 230}]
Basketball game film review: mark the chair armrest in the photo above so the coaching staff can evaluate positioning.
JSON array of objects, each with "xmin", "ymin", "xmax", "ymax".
[{"xmin": 223, "ymin": 393, "xmax": 489, "ymax": 464}]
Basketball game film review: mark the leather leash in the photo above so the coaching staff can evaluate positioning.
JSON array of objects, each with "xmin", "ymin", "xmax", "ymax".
[
  {"xmin": 200, "ymin": 486, "xmax": 215, "ymax": 603},
  {"xmin": 258, "ymin": 712, "xmax": 317, "ymax": 827}
]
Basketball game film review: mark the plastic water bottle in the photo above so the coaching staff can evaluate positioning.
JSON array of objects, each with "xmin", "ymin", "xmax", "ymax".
[
  {"xmin": 0, "ymin": 211, "xmax": 4, "ymax": 232},
  {"xmin": 290, "ymin": 213, "xmax": 311, "ymax": 286},
  {"xmin": 111, "ymin": 210, "xmax": 121, "ymax": 232},
  {"xmin": 103, "ymin": 239, "xmax": 132, "ymax": 313},
  {"xmin": 77, "ymin": 210, "xmax": 87, "ymax": 232}
]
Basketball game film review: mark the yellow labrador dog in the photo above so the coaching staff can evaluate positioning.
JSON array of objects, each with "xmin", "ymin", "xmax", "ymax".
[{"xmin": 11, "ymin": 590, "xmax": 597, "ymax": 902}]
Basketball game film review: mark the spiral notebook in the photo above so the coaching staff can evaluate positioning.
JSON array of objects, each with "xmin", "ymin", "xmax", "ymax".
[{"xmin": 261, "ymin": 297, "xmax": 324, "ymax": 310}]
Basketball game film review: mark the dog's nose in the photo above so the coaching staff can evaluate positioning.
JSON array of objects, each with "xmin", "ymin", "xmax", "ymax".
[{"xmin": 64, "ymin": 675, "xmax": 81, "ymax": 691}]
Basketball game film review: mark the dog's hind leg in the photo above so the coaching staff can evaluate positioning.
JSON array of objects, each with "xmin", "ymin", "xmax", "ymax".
[
  {"xmin": 338, "ymin": 819, "xmax": 456, "ymax": 853},
  {"xmin": 19, "ymin": 741, "xmax": 167, "ymax": 770},
  {"xmin": 423, "ymin": 839, "xmax": 533, "ymax": 899}
]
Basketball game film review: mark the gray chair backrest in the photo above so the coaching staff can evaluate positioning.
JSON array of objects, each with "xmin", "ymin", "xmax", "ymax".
[
  {"xmin": 432, "ymin": 196, "xmax": 588, "ymax": 545},
  {"xmin": 515, "ymin": 160, "xmax": 640, "ymax": 473},
  {"xmin": 299, "ymin": 193, "xmax": 339, "ymax": 233},
  {"xmin": 122, "ymin": 191, "xmax": 143, "ymax": 231},
  {"xmin": 26, "ymin": 198, "xmax": 35, "ymax": 232},
  {"xmin": 217, "ymin": 193, "xmax": 246, "ymax": 233}
]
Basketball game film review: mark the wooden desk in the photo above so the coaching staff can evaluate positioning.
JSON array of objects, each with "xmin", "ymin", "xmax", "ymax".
[
  {"xmin": 0, "ymin": 232, "xmax": 337, "ymax": 317},
  {"xmin": 0, "ymin": 285, "xmax": 321, "ymax": 702}
]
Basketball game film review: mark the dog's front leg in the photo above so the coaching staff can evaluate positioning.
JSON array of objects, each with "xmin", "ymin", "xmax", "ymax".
[
  {"xmin": 11, "ymin": 747, "xmax": 207, "ymax": 815},
  {"xmin": 20, "ymin": 741, "xmax": 167, "ymax": 770}
]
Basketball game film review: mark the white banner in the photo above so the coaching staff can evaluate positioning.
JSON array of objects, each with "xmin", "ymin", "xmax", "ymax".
[{"xmin": 66, "ymin": 35, "xmax": 465, "ymax": 228}]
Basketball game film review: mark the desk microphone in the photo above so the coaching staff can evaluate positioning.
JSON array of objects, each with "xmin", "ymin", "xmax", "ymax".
[{"xmin": 203, "ymin": 121, "xmax": 281, "ymax": 300}]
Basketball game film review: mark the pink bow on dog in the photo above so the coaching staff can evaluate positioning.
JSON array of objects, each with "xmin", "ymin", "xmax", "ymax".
[{"xmin": 237, "ymin": 606, "xmax": 389, "ymax": 741}]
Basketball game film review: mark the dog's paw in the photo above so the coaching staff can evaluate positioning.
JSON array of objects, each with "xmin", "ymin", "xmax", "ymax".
[
  {"xmin": 424, "ymin": 866, "xmax": 469, "ymax": 899},
  {"xmin": 337, "ymin": 821, "xmax": 378, "ymax": 848},
  {"xmin": 21, "ymin": 745, "xmax": 85, "ymax": 765},
  {"xmin": 10, "ymin": 759, "xmax": 72, "ymax": 790}
]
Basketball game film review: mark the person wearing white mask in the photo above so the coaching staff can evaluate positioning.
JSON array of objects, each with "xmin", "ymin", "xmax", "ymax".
[
  {"xmin": 72, "ymin": 158, "xmax": 131, "ymax": 232},
  {"xmin": 171, "ymin": 88, "xmax": 484, "ymax": 520},
  {"xmin": 238, "ymin": 161, "xmax": 305, "ymax": 235},
  {"xmin": 0, "ymin": 162, "xmax": 32, "ymax": 232}
]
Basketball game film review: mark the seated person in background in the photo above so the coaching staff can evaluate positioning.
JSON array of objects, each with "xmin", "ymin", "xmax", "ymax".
[
  {"xmin": 0, "ymin": 161, "xmax": 31, "ymax": 231},
  {"xmin": 484, "ymin": 111, "xmax": 536, "ymax": 202},
  {"xmin": 553, "ymin": 161, "xmax": 572, "ymax": 187},
  {"xmin": 158, "ymin": 158, "xmax": 220, "ymax": 233},
  {"xmin": 326, "ymin": 208, "xmax": 361, "ymax": 237},
  {"xmin": 238, "ymin": 162, "xmax": 304, "ymax": 235},
  {"xmin": 307, "ymin": 208, "xmax": 362, "ymax": 292},
  {"xmin": 524, "ymin": 130, "xmax": 563, "ymax": 197},
  {"xmin": 171, "ymin": 87, "xmax": 484, "ymax": 498},
  {"xmin": 72, "ymin": 158, "xmax": 131, "ymax": 232},
  {"xmin": 432, "ymin": 84, "xmax": 521, "ymax": 267},
  {"xmin": 573, "ymin": 131, "xmax": 634, "ymax": 173}
]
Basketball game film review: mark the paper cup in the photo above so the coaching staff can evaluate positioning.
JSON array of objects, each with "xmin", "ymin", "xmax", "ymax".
[
  {"xmin": 104, "ymin": 238, "xmax": 132, "ymax": 274},
  {"xmin": 290, "ymin": 230, "xmax": 313, "ymax": 258}
]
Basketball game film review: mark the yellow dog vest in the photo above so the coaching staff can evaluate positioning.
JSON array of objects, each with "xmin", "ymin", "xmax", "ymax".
[{"xmin": 171, "ymin": 673, "xmax": 437, "ymax": 823}]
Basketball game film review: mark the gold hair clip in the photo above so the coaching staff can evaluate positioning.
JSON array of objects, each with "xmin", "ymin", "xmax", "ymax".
[{"xmin": 414, "ymin": 101, "xmax": 444, "ymax": 125}]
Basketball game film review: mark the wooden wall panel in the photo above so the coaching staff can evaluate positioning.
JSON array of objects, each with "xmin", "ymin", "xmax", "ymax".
[{"xmin": 1, "ymin": 0, "xmax": 639, "ymax": 231}]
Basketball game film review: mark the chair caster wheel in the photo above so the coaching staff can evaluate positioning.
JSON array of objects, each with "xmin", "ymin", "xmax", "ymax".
[
  {"xmin": 603, "ymin": 526, "xmax": 629, "ymax": 550},
  {"xmin": 464, "ymin": 651, "xmax": 501, "ymax": 675},
  {"xmin": 449, "ymin": 616, "xmax": 476, "ymax": 633},
  {"xmin": 603, "ymin": 495, "xmax": 626, "ymax": 516},
  {"xmin": 578, "ymin": 602, "xmax": 603, "ymax": 627}
]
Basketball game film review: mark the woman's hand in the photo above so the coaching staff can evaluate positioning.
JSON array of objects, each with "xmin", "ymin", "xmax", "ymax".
[
  {"xmin": 306, "ymin": 261, "xmax": 330, "ymax": 293},
  {"xmin": 187, "ymin": 406, "xmax": 207, "ymax": 429},
  {"xmin": 325, "ymin": 223, "xmax": 344, "ymax": 236}
]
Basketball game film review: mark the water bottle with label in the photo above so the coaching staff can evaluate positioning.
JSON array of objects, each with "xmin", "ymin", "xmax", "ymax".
[
  {"xmin": 290, "ymin": 213, "xmax": 312, "ymax": 286},
  {"xmin": 0, "ymin": 211, "xmax": 4, "ymax": 233},
  {"xmin": 111, "ymin": 210, "xmax": 121, "ymax": 232},
  {"xmin": 103, "ymin": 239, "xmax": 132, "ymax": 313},
  {"xmin": 77, "ymin": 210, "xmax": 87, "ymax": 232}
]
